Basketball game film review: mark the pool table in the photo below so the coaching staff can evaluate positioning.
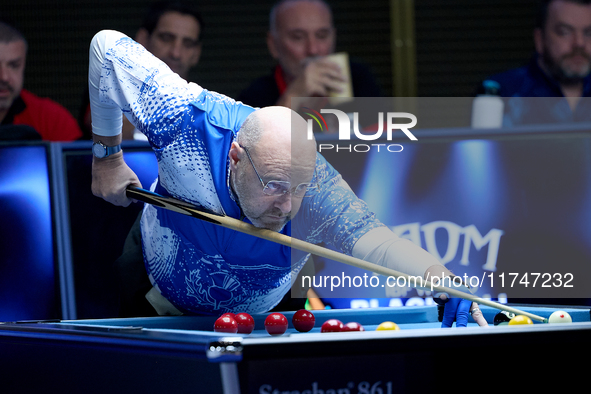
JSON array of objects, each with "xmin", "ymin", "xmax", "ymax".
[{"xmin": 1, "ymin": 305, "xmax": 589, "ymax": 393}]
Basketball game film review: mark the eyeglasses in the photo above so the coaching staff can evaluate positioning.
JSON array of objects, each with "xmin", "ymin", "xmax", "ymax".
[{"xmin": 240, "ymin": 145, "xmax": 318, "ymax": 198}]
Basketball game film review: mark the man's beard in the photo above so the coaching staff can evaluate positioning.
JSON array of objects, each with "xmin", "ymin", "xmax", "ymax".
[
  {"xmin": 542, "ymin": 48, "xmax": 591, "ymax": 86},
  {"xmin": 231, "ymin": 174, "xmax": 290, "ymax": 232}
]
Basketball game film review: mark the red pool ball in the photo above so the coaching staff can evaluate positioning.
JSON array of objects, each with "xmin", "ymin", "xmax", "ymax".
[
  {"xmin": 221, "ymin": 312, "xmax": 236, "ymax": 320},
  {"xmin": 213, "ymin": 315, "xmax": 238, "ymax": 333},
  {"xmin": 235, "ymin": 312, "xmax": 255, "ymax": 334},
  {"xmin": 342, "ymin": 322, "xmax": 365, "ymax": 332},
  {"xmin": 320, "ymin": 319, "xmax": 343, "ymax": 333},
  {"xmin": 265, "ymin": 313, "xmax": 288, "ymax": 335},
  {"xmin": 292, "ymin": 309, "xmax": 315, "ymax": 332}
]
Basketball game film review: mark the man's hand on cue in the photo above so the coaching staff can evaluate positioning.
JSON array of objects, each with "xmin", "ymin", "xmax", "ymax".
[{"xmin": 91, "ymin": 133, "xmax": 142, "ymax": 207}]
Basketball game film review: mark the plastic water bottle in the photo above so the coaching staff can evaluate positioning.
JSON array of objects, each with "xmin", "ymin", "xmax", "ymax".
[{"xmin": 471, "ymin": 80, "xmax": 504, "ymax": 128}]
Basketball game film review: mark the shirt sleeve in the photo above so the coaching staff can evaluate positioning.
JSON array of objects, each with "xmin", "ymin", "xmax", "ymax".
[
  {"xmin": 293, "ymin": 153, "xmax": 385, "ymax": 256},
  {"xmin": 88, "ymin": 30, "xmax": 204, "ymax": 145},
  {"xmin": 294, "ymin": 154, "xmax": 444, "ymax": 279},
  {"xmin": 352, "ymin": 226, "xmax": 442, "ymax": 279}
]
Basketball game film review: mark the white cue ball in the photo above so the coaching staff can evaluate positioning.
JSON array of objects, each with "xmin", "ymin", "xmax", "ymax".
[{"xmin": 548, "ymin": 310, "xmax": 572, "ymax": 323}]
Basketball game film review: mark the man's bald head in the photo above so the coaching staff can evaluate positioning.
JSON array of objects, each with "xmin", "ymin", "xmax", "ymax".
[
  {"xmin": 238, "ymin": 106, "xmax": 316, "ymax": 163},
  {"xmin": 231, "ymin": 106, "xmax": 317, "ymax": 231}
]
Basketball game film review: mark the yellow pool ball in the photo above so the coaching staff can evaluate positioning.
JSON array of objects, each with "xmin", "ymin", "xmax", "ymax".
[
  {"xmin": 508, "ymin": 315, "xmax": 534, "ymax": 325},
  {"xmin": 548, "ymin": 310, "xmax": 572, "ymax": 324},
  {"xmin": 376, "ymin": 321, "xmax": 400, "ymax": 331}
]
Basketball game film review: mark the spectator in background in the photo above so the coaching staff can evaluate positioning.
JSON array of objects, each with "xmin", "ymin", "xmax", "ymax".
[
  {"xmin": 0, "ymin": 20, "xmax": 82, "ymax": 141},
  {"xmin": 134, "ymin": 0, "xmax": 203, "ymax": 81},
  {"xmin": 80, "ymin": 0, "xmax": 204, "ymax": 140},
  {"xmin": 477, "ymin": 0, "xmax": 591, "ymax": 125},
  {"xmin": 237, "ymin": 0, "xmax": 382, "ymax": 110}
]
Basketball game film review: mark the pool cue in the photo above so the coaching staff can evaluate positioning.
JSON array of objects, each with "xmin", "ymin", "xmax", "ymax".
[{"xmin": 126, "ymin": 185, "xmax": 547, "ymax": 323}]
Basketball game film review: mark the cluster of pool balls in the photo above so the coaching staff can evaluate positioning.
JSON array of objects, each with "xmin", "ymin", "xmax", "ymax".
[
  {"xmin": 213, "ymin": 310, "xmax": 311, "ymax": 335},
  {"xmin": 213, "ymin": 310, "xmax": 402, "ymax": 336},
  {"xmin": 493, "ymin": 310, "xmax": 573, "ymax": 326}
]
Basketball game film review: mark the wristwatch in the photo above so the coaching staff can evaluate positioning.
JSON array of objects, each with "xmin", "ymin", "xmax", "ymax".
[{"xmin": 92, "ymin": 141, "xmax": 122, "ymax": 159}]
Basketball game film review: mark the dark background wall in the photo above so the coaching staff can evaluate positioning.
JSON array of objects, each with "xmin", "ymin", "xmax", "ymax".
[{"xmin": 2, "ymin": 0, "xmax": 538, "ymax": 130}]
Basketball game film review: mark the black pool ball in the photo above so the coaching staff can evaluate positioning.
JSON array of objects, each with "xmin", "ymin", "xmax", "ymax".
[{"xmin": 494, "ymin": 311, "xmax": 515, "ymax": 326}]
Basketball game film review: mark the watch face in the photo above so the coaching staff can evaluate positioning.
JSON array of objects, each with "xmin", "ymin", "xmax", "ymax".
[{"xmin": 92, "ymin": 143, "xmax": 106, "ymax": 158}]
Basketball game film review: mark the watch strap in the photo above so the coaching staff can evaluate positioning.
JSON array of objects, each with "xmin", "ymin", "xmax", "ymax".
[{"xmin": 104, "ymin": 144, "xmax": 122, "ymax": 156}]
